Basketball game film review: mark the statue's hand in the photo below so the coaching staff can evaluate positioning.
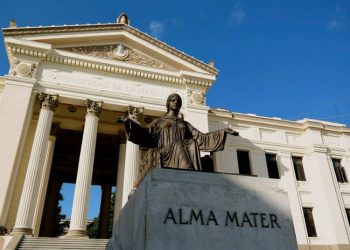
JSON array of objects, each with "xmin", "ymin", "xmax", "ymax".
[
  {"xmin": 116, "ymin": 116, "xmax": 128, "ymax": 123},
  {"xmin": 225, "ymin": 128, "xmax": 239, "ymax": 136}
]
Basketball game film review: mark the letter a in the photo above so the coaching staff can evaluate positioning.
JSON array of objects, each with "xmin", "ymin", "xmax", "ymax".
[
  {"xmin": 206, "ymin": 210, "xmax": 219, "ymax": 226},
  {"xmin": 163, "ymin": 208, "xmax": 177, "ymax": 224},
  {"xmin": 241, "ymin": 212, "xmax": 253, "ymax": 227}
]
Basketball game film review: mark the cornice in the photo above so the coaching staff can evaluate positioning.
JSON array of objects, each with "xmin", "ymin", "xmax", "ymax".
[
  {"xmin": 9, "ymin": 46, "xmax": 48, "ymax": 58},
  {"xmin": 45, "ymin": 53, "xmax": 210, "ymax": 87},
  {"xmin": 209, "ymin": 109, "xmax": 234, "ymax": 118},
  {"xmin": 2, "ymin": 23, "xmax": 218, "ymax": 75},
  {"xmin": 209, "ymin": 108, "xmax": 350, "ymax": 134},
  {"xmin": 209, "ymin": 111, "xmax": 303, "ymax": 130}
]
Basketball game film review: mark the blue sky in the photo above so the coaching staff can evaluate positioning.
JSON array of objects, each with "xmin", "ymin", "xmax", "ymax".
[{"xmin": 1, "ymin": 1, "xmax": 350, "ymax": 219}]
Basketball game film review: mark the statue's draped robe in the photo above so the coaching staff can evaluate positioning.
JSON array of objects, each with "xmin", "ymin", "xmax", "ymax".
[{"xmin": 125, "ymin": 117, "xmax": 227, "ymax": 170}]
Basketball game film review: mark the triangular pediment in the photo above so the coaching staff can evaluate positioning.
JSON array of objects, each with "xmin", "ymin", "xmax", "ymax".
[
  {"xmin": 60, "ymin": 44, "xmax": 176, "ymax": 71},
  {"xmin": 3, "ymin": 23, "xmax": 217, "ymax": 87},
  {"xmin": 3, "ymin": 23, "xmax": 217, "ymax": 74}
]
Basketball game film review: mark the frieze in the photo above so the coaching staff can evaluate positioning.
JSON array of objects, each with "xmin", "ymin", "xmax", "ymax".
[
  {"xmin": 39, "ymin": 67, "xmax": 183, "ymax": 102},
  {"xmin": 62, "ymin": 45, "xmax": 175, "ymax": 71}
]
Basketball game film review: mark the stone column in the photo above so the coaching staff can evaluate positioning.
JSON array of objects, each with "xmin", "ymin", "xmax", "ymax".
[
  {"xmin": 124, "ymin": 106, "xmax": 143, "ymax": 198},
  {"xmin": 33, "ymin": 123, "xmax": 59, "ymax": 236},
  {"xmin": 113, "ymin": 106, "xmax": 143, "ymax": 222},
  {"xmin": 97, "ymin": 183, "xmax": 112, "ymax": 239},
  {"xmin": 114, "ymin": 143, "xmax": 126, "ymax": 223},
  {"xmin": 123, "ymin": 141, "xmax": 140, "ymax": 202},
  {"xmin": 12, "ymin": 93, "xmax": 58, "ymax": 235},
  {"xmin": 66, "ymin": 99, "xmax": 103, "ymax": 237}
]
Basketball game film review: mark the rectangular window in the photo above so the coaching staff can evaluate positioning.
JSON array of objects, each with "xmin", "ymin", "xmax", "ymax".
[
  {"xmin": 265, "ymin": 153, "xmax": 280, "ymax": 179},
  {"xmin": 345, "ymin": 209, "xmax": 350, "ymax": 226},
  {"xmin": 303, "ymin": 207, "xmax": 317, "ymax": 237},
  {"xmin": 237, "ymin": 150, "xmax": 251, "ymax": 175},
  {"xmin": 292, "ymin": 156, "xmax": 306, "ymax": 181},
  {"xmin": 332, "ymin": 158, "xmax": 348, "ymax": 183}
]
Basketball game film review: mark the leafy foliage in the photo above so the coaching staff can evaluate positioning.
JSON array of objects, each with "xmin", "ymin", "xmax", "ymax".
[{"xmin": 87, "ymin": 191, "xmax": 115, "ymax": 238}]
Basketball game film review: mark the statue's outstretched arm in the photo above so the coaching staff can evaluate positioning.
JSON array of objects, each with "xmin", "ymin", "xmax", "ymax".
[{"xmin": 187, "ymin": 122, "xmax": 239, "ymax": 152}]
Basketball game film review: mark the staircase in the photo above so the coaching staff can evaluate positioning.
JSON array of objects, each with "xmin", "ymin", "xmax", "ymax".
[{"xmin": 16, "ymin": 236, "xmax": 109, "ymax": 249}]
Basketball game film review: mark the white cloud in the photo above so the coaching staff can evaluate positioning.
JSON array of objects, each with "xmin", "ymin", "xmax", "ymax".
[
  {"xmin": 327, "ymin": 18, "xmax": 344, "ymax": 30},
  {"xmin": 335, "ymin": 5, "xmax": 345, "ymax": 14},
  {"xmin": 327, "ymin": 5, "xmax": 347, "ymax": 30},
  {"xmin": 228, "ymin": 3, "xmax": 246, "ymax": 27},
  {"xmin": 171, "ymin": 19, "xmax": 183, "ymax": 29},
  {"xmin": 149, "ymin": 20, "xmax": 164, "ymax": 38}
]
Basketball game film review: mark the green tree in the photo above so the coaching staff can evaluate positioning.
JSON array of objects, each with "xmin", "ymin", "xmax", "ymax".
[
  {"xmin": 55, "ymin": 192, "xmax": 67, "ymax": 237},
  {"xmin": 87, "ymin": 217, "xmax": 99, "ymax": 238},
  {"xmin": 87, "ymin": 190, "xmax": 115, "ymax": 238}
]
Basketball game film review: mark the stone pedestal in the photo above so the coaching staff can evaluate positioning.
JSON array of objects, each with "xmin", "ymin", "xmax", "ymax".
[{"xmin": 108, "ymin": 168, "xmax": 298, "ymax": 250}]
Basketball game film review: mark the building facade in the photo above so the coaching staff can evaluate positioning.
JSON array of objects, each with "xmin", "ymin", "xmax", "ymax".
[{"xmin": 0, "ymin": 14, "xmax": 350, "ymax": 249}]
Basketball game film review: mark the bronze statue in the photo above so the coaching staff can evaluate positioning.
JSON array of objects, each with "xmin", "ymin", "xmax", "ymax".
[{"xmin": 120, "ymin": 93, "xmax": 239, "ymax": 171}]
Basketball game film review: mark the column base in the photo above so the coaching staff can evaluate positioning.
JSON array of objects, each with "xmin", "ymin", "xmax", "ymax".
[
  {"xmin": 65, "ymin": 229, "xmax": 89, "ymax": 238},
  {"xmin": 11, "ymin": 227, "xmax": 32, "ymax": 235}
]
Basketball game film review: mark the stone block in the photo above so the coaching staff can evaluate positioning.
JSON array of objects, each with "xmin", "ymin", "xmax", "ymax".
[{"xmin": 108, "ymin": 168, "xmax": 298, "ymax": 250}]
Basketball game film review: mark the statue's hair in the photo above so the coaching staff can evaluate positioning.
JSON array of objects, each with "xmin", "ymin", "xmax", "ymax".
[{"xmin": 166, "ymin": 93, "xmax": 182, "ymax": 113}]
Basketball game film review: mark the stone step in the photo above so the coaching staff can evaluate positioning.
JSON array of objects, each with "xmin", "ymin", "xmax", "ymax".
[{"xmin": 17, "ymin": 236, "xmax": 109, "ymax": 250}]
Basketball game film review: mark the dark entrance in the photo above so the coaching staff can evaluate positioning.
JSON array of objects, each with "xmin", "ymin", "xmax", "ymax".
[{"xmin": 39, "ymin": 129, "xmax": 120, "ymax": 238}]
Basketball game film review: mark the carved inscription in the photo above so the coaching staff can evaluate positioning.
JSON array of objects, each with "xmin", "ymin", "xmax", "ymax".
[
  {"xmin": 163, "ymin": 208, "xmax": 281, "ymax": 229},
  {"xmin": 40, "ymin": 67, "xmax": 182, "ymax": 101}
]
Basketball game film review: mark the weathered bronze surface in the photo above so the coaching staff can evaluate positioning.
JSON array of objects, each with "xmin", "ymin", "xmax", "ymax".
[{"xmin": 121, "ymin": 93, "xmax": 238, "ymax": 174}]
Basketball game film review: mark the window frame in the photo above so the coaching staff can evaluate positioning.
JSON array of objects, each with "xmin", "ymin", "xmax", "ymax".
[
  {"xmin": 265, "ymin": 153, "xmax": 280, "ymax": 179},
  {"xmin": 303, "ymin": 207, "xmax": 317, "ymax": 237},
  {"xmin": 236, "ymin": 149, "xmax": 252, "ymax": 175},
  {"xmin": 292, "ymin": 156, "xmax": 306, "ymax": 181},
  {"xmin": 331, "ymin": 158, "xmax": 348, "ymax": 183},
  {"xmin": 345, "ymin": 208, "xmax": 350, "ymax": 226}
]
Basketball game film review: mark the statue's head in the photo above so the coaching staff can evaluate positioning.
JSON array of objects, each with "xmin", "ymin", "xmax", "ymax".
[{"xmin": 166, "ymin": 93, "xmax": 182, "ymax": 113}]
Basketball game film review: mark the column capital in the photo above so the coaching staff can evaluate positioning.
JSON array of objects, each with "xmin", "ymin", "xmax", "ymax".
[
  {"xmin": 85, "ymin": 99, "xmax": 103, "ymax": 117},
  {"xmin": 127, "ymin": 105, "xmax": 144, "ymax": 122},
  {"xmin": 39, "ymin": 93, "xmax": 59, "ymax": 111}
]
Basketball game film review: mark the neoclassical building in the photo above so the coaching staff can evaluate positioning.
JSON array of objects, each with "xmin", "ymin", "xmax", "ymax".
[{"xmin": 0, "ymin": 14, "xmax": 350, "ymax": 250}]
